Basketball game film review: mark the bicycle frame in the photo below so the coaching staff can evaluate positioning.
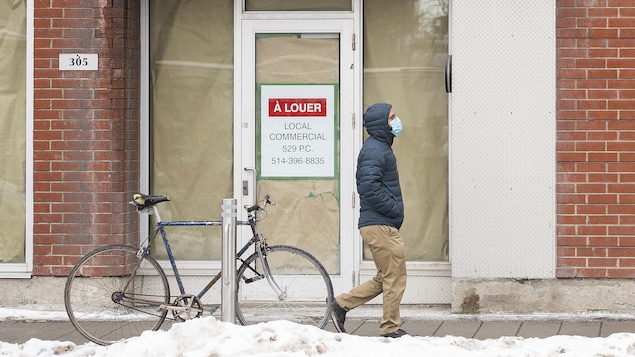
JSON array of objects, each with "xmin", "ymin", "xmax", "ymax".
[{"xmin": 142, "ymin": 203, "xmax": 279, "ymax": 304}]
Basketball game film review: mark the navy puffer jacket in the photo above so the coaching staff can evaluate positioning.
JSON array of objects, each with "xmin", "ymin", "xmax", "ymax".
[{"xmin": 356, "ymin": 103, "xmax": 404, "ymax": 229}]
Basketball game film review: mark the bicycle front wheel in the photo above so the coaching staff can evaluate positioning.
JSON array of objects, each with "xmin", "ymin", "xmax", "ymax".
[
  {"xmin": 64, "ymin": 244, "xmax": 170, "ymax": 345},
  {"xmin": 236, "ymin": 245, "xmax": 333, "ymax": 328}
]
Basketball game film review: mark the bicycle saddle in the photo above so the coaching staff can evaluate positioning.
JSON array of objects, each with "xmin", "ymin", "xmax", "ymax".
[{"xmin": 131, "ymin": 193, "xmax": 170, "ymax": 209}]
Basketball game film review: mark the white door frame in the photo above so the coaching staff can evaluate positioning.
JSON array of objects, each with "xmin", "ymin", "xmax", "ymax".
[{"xmin": 233, "ymin": 9, "xmax": 361, "ymax": 295}]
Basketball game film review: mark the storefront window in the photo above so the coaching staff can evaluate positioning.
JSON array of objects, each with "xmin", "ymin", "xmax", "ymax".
[
  {"xmin": 0, "ymin": 0, "xmax": 27, "ymax": 263},
  {"xmin": 149, "ymin": 0, "xmax": 233, "ymax": 260},
  {"xmin": 363, "ymin": 0, "xmax": 449, "ymax": 261}
]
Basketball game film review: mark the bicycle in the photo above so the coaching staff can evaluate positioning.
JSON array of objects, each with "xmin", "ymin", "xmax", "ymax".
[{"xmin": 64, "ymin": 193, "xmax": 334, "ymax": 345}]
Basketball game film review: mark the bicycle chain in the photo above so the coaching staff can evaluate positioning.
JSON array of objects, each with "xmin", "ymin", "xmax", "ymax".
[{"xmin": 112, "ymin": 293, "xmax": 190, "ymax": 322}]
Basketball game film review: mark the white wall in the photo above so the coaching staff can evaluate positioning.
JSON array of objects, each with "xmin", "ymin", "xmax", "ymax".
[{"xmin": 450, "ymin": 1, "xmax": 556, "ymax": 278}]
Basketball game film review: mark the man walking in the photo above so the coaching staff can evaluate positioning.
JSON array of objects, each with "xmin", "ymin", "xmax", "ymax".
[{"xmin": 331, "ymin": 103, "xmax": 408, "ymax": 338}]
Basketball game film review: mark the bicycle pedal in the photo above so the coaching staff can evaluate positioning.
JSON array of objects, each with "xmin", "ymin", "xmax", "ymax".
[{"xmin": 204, "ymin": 305, "xmax": 218, "ymax": 314}]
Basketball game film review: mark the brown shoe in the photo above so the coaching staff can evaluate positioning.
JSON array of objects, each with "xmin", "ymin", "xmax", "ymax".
[{"xmin": 380, "ymin": 329, "xmax": 409, "ymax": 338}]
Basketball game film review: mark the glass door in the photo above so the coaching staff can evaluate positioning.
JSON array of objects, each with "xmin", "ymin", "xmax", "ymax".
[{"xmin": 238, "ymin": 19, "xmax": 355, "ymax": 296}]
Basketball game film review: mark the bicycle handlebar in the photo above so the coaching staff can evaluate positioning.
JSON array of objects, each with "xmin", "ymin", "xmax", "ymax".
[{"xmin": 246, "ymin": 195, "xmax": 277, "ymax": 213}]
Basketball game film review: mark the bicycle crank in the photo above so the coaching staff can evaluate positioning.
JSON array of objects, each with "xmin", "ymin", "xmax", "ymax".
[{"xmin": 168, "ymin": 294, "xmax": 204, "ymax": 321}]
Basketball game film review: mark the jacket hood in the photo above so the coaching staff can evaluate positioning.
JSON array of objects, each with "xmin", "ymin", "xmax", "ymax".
[{"xmin": 363, "ymin": 103, "xmax": 393, "ymax": 145}]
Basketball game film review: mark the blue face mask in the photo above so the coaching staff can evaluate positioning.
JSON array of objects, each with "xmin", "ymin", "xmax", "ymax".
[{"xmin": 390, "ymin": 116, "xmax": 402, "ymax": 136}]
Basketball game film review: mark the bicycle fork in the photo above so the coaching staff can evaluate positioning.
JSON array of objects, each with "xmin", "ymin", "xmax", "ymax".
[
  {"xmin": 239, "ymin": 216, "xmax": 287, "ymax": 301},
  {"xmin": 255, "ymin": 243, "xmax": 287, "ymax": 301}
]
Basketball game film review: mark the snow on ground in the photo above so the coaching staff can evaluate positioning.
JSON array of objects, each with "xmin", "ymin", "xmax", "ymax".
[{"xmin": 1, "ymin": 308, "xmax": 635, "ymax": 356}]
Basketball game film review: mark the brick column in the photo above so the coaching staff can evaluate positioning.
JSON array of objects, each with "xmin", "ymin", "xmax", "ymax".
[
  {"xmin": 557, "ymin": 0, "xmax": 635, "ymax": 278},
  {"xmin": 33, "ymin": 0, "xmax": 140, "ymax": 276}
]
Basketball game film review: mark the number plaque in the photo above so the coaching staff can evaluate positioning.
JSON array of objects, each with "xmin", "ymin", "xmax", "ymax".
[{"xmin": 59, "ymin": 54, "xmax": 98, "ymax": 71}]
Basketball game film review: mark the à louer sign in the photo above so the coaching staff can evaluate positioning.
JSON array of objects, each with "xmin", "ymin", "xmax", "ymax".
[
  {"xmin": 268, "ymin": 98, "xmax": 327, "ymax": 117},
  {"xmin": 259, "ymin": 84, "xmax": 335, "ymax": 179}
]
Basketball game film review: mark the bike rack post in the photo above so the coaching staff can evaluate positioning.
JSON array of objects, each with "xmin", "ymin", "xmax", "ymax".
[{"xmin": 221, "ymin": 198, "xmax": 237, "ymax": 323}]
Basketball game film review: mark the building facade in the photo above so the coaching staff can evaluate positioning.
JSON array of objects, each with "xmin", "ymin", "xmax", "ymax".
[{"xmin": 1, "ymin": 0, "xmax": 635, "ymax": 313}]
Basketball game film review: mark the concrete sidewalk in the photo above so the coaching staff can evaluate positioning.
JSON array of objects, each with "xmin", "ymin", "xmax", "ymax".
[{"xmin": 2, "ymin": 306, "xmax": 635, "ymax": 345}]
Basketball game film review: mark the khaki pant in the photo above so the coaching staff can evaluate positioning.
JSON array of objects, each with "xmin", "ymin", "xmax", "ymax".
[{"xmin": 335, "ymin": 225, "xmax": 407, "ymax": 335}]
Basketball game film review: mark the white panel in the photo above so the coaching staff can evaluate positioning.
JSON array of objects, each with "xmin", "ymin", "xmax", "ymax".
[
  {"xmin": 450, "ymin": 1, "xmax": 556, "ymax": 278},
  {"xmin": 359, "ymin": 275, "xmax": 451, "ymax": 305}
]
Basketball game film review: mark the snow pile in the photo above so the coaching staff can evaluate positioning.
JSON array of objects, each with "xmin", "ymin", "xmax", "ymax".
[{"xmin": 2, "ymin": 314, "xmax": 635, "ymax": 356}]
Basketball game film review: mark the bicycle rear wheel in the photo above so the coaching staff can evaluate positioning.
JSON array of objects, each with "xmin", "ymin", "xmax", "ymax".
[
  {"xmin": 236, "ymin": 245, "xmax": 333, "ymax": 328},
  {"xmin": 64, "ymin": 244, "xmax": 170, "ymax": 345}
]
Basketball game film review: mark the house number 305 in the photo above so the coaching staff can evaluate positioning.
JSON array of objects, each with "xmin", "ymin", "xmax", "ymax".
[
  {"xmin": 69, "ymin": 55, "xmax": 88, "ymax": 67},
  {"xmin": 59, "ymin": 53, "xmax": 98, "ymax": 71}
]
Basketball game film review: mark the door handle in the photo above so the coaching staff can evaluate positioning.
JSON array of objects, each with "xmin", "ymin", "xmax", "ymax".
[
  {"xmin": 244, "ymin": 167, "xmax": 256, "ymax": 201},
  {"xmin": 444, "ymin": 54, "xmax": 452, "ymax": 93}
]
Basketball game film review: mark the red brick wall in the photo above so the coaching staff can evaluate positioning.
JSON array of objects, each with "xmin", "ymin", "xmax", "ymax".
[
  {"xmin": 33, "ymin": 0, "xmax": 140, "ymax": 276},
  {"xmin": 557, "ymin": 0, "xmax": 635, "ymax": 278}
]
